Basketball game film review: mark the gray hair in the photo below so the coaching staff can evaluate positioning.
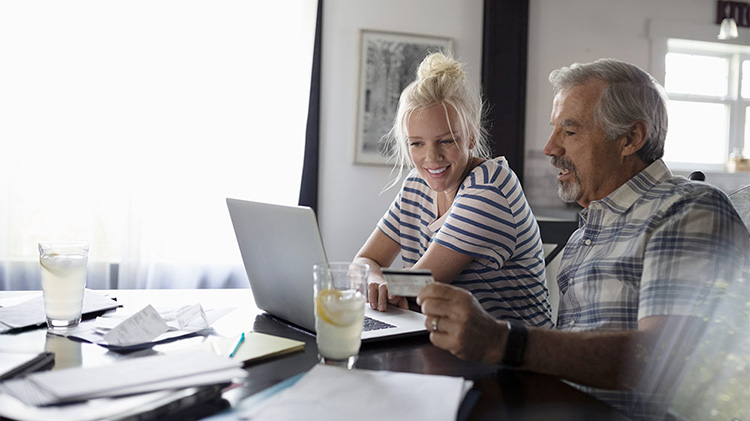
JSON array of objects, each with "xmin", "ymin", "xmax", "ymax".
[
  {"xmin": 382, "ymin": 52, "xmax": 490, "ymax": 191},
  {"xmin": 549, "ymin": 58, "xmax": 669, "ymax": 164}
]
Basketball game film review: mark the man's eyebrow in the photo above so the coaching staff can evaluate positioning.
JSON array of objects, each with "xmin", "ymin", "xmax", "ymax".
[{"xmin": 550, "ymin": 119, "xmax": 580, "ymax": 128}]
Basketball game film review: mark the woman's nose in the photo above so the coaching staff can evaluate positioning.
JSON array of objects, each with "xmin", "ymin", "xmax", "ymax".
[{"xmin": 425, "ymin": 143, "xmax": 442, "ymax": 162}]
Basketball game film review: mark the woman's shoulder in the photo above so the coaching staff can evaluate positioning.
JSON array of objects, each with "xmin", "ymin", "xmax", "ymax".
[
  {"xmin": 402, "ymin": 167, "xmax": 430, "ymax": 189},
  {"xmin": 467, "ymin": 156, "xmax": 518, "ymax": 186},
  {"xmin": 397, "ymin": 168, "xmax": 434, "ymax": 201}
]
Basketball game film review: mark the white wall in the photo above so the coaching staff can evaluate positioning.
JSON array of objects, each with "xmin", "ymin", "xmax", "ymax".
[
  {"xmin": 319, "ymin": 0, "xmax": 483, "ymax": 261},
  {"xmin": 524, "ymin": 0, "xmax": 748, "ymax": 206},
  {"xmin": 319, "ymin": 0, "xmax": 748, "ymax": 260}
]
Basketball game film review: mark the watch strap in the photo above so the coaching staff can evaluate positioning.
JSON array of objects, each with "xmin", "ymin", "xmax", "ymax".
[{"xmin": 502, "ymin": 320, "xmax": 528, "ymax": 367}]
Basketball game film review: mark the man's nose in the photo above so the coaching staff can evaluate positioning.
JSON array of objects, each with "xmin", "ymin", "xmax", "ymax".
[{"xmin": 543, "ymin": 130, "xmax": 563, "ymax": 157}]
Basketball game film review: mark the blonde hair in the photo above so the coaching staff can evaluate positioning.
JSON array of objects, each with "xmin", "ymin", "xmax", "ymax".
[{"xmin": 382, "ymin": 52, "xmax": 490, "ymax": 191}]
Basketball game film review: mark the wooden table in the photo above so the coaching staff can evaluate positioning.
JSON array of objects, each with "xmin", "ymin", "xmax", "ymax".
[{"xmin": 0, "ymin": 289, "xmax": 629, "ymax": 420}]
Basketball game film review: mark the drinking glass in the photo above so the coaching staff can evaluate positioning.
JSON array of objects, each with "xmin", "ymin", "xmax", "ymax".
[
  {"xmin": 313, "ymin": 262, "xmax": 368, "ymax": 369},
  {"xmin": 39, "ymin": 241, "xmax": 89, "ymax": 330}
]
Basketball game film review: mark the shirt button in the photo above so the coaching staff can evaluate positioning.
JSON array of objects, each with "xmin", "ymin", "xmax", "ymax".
[
  {"xmin": 584, "ymin": 239, "xmax": 592, "ymax": 246},
  {"xmin": 569, "ymin": 320, "xmax": 576, "ymax": 326}
]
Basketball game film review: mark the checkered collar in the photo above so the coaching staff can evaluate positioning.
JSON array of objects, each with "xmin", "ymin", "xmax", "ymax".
[{"xmin": 581, "ymin": 159, "xmax": 672, "ymax": 219}]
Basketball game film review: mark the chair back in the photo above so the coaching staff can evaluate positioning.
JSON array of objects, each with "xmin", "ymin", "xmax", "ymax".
[
  {"xmin": 538, "ymin": 220, "xmax": 579, "ymax": 266},
  {"xmin": 729, "ymin": 184, "xmax": 750, "ymax": 231}
]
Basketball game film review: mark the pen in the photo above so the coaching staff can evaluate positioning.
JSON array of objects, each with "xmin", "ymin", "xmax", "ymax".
[{"xmin": 228, "ymin": 332, "xmax": 245, "ymax": 358}]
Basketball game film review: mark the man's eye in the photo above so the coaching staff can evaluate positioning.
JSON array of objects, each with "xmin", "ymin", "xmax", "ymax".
[{"xmin": 565, "ymin": 131, "xmax": 575, "ymax": 136}]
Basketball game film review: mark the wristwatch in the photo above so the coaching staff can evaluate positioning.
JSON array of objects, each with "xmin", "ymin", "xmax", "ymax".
[{"xmin": 502, "ymin": 320, "xmax": 528, "ymax": 367}]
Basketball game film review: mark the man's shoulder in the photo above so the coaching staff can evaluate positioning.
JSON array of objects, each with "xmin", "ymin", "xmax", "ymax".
[{"xmin": 649, "ymin": 174, "xmax": 732, "ymax": 207}]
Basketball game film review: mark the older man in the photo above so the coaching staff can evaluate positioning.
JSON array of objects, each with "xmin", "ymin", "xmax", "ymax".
[{"xmin": 417, "ymin": 59, "xmax": 749, "ymax": 419}]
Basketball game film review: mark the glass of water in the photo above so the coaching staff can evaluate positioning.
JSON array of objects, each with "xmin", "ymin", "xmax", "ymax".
[
  {"xmin": 313, "ymin": 262, "xmax": 368, "ymax": 369},
  {"xmin": 39, "ymin": 241, "xmax": 89, "ymax": 330}
]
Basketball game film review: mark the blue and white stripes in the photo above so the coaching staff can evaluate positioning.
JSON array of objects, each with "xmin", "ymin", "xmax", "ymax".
[{"xmin": 377, "ymin": 157, "xmax": 553, "ymax": 328}]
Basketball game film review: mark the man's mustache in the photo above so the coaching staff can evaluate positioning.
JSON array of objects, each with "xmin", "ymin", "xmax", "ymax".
[{"xmin": 551, "ymin": 156, "xmax": 576, "ymax": 172}]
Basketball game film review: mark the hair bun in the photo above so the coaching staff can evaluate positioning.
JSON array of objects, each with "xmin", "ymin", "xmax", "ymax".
[{"xmin": 417, "ymin": 52, "xmax": 465, "ymax": 81}]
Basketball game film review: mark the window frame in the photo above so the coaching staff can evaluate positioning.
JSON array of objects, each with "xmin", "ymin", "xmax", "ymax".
[{"xmin": 649, "ymin": 20, "xmax": 750, "ymax": 173}]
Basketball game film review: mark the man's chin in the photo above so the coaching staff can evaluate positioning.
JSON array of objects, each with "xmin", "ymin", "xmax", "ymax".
[{"xmin": 557, "ymin": 183, "xmax": 580, "ymax": 203}]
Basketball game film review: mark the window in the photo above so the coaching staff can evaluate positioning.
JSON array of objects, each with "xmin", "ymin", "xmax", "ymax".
[
  {"xmin": 0, "ymin": 1, "xmax": 318, "ymax": 289},
  {"xmin": 661, "ymin": 39, "xmax": 750, "ymax": 171}
]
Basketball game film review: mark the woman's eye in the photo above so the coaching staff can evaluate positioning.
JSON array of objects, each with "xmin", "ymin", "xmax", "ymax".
[
  {"xmin": 440, "ymin": 139, "xmax": 455, "ymax": 145},
  {"xmin": 409, "ymin": 142, "xmax": 422, "ymax": 147}
]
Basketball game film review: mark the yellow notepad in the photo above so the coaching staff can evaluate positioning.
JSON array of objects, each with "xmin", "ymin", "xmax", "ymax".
[{"xmin": 206, "ymin": 332, "xmax": 305, "ymax": 364}]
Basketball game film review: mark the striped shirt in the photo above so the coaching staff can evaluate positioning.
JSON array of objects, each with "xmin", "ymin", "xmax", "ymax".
[
  {"xmin": 377, "ymin": 157, "xmax": 553, "ymax": 328},
  {"xmin": 556, "ymin": 159, "xmax": 749, "ymax": 418}
]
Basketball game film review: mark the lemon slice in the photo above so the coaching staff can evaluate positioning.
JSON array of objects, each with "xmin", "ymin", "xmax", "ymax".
[
  {"xmin": 316, "ymin": 289, "xmax": 364, "ymax": 327},
  {"xmin": 39, "ymin": 253, "xmax": 60, "ymax": 273},
  {"xmin": 316, "ymin": 289, "xmax": 344, "ymax": 326}
]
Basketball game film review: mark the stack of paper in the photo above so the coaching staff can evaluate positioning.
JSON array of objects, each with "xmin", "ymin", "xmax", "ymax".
[
  {"xmin": 240, "ymin": 365, "xmax": 473, "ymax": 421},
  {"xmin": 60, "ymin": 303, "xmax": 235, "ymax": 351},
  {"xmin": 0, "ymin": 290, "xmax": 120, "ymax": 333},
  {"xmin": 0, "ymin": 352, "xmax": 55, "ymax": 381},
  {"xmin": 0, "ymin": 350, "xmax": 246, "ymax": 406},
  {"xmin": 0, "ymin": 385, "xmax": 226, "ymax": 421}
]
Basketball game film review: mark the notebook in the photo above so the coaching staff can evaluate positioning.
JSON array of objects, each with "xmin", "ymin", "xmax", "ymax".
[{"xmin": 226, "ymin": 198, "xmax": 427, "ymax": 341}]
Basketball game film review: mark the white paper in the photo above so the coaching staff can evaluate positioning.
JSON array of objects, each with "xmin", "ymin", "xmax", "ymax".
[
  {"xmin": 59, "ymin": 305, "xmax": 234, "ymax": 351},
  {"xmin": 103, "ymin": 305, "xmax": 169, "ymax": 346},
  {"xmin": 0, "ymin": 389, "xmax": 194, "ymax": 421},
  {"xmin": 241, "ymin": 365, "xmax": 472, "ymax": 421},
  {"xmin": 0, "ymin": 350, "xmax": 246, "ymax": 406},
  {"xmin": 0, "ymin": 290, "xmax": 120, "ymax": 332},
  {"xmin": 163, "ymin": 303, "xmax": 209, "ymax": 331}
]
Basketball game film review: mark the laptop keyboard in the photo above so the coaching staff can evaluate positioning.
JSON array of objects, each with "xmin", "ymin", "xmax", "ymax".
[{"xmin": 363, "ymin": 316, "xmax": 396, "ymax": 332}]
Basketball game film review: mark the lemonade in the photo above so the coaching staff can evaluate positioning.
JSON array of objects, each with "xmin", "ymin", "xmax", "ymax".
[
  {"xmin": 313, "ymin": 262, "xmax": 368, "ymax": 368},
  {"xmin": 315, "ymin": 288, "xmax": 366, "ymax": 360},
  {"xmin": 39, "ymin": 242, "xmax": 88, "ymax": 329}
]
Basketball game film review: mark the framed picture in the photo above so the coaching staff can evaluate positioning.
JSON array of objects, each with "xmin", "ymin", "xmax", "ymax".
[{"xmin": 354, "ymin": 30, "xmax": 453, "ymax": 165}]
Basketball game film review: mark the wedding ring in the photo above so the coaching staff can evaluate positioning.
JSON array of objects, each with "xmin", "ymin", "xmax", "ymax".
[{"xmin": 431, "ymin": 317, "xmax": 439, "ymax": 332}]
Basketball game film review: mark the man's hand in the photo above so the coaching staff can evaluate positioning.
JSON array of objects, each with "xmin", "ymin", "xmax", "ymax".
[{"xmin": 417, "ymin": 283, "xmax": 505, "ymax": 363}]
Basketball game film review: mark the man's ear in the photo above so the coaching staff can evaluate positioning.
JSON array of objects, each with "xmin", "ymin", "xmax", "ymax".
[{"xmin": 622, "ymin": 120, "xmax": 648, "ymax": 157}]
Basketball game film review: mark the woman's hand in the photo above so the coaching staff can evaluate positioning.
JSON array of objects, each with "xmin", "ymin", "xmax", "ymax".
[{"xmin": 367, "ymin": 281, "xmax": 409, "ymax": 312}]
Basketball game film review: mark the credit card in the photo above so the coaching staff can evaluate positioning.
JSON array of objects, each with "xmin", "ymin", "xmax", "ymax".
[{"xmin": 382, "ymin": 269, "xmax": 434, "ymax": 297}]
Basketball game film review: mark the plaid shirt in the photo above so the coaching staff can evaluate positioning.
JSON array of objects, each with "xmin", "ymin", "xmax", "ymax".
[
  {"xmin": 556, "ymin": 159, "xmax": 749, "ymax": 418},
  {"xmin": 557, "ymin": 159, "xmax": 748, "ymax": 330}
]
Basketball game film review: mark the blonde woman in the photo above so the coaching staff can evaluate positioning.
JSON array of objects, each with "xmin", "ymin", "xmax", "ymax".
[{"xmin": 354, "ymin": 52, "xmax": 552, "ymax": 328}]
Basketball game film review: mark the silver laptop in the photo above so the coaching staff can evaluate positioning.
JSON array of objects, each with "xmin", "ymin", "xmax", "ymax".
[{"xmin": 226, "ymin": 198, "xmax": 427, "ymax": 341}]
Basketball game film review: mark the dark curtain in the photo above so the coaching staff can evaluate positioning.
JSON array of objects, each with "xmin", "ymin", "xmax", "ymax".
[
  {"xmin": 301, "ymin": 1, "xmax": 527, "ymax": 208},
  {"xmin": 299, "ymin": 0, "xmax": 323, "ymax": 212},
  {"xmin": 482, "ymin": 0, "xmax": 529, "ymax": 184}
]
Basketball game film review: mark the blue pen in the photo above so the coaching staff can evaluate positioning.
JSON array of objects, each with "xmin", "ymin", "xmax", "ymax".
[{"xmin": 229, "ymin": 332, "xmax": 245, "ymax": 358}]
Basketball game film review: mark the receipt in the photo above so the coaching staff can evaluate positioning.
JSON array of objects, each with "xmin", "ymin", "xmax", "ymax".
[{"xmin": 103, "ymin": 305, "xmax": 169, "ymax": 346}]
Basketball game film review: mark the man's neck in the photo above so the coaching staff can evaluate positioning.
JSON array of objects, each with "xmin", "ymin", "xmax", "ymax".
[{"xmin": 579, "ymin": 156, "xmax": 649, "ymax": 208}]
